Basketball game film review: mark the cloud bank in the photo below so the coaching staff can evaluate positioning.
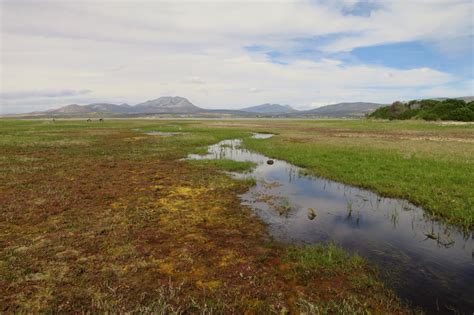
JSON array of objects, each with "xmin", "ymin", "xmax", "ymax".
[{"xmin": 1, "ymin": 0, "xmax": 472, "ymax": 113}]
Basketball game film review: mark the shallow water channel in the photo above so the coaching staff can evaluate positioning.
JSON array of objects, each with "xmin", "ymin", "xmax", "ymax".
[{"xmin": 187, "ymin": 133, "xmax": 473, "ymax": 314}]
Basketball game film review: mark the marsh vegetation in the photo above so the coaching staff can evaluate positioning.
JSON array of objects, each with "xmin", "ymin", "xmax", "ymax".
[
  {"xmin": 1, "ymin": 118, "xmax": 472, "ymax": 313},
  {"xmin": 185, "ymin": 131, "xmax": 473, "ymax": 313}
]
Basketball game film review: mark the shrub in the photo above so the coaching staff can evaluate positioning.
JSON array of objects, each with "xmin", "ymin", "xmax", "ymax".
[{"xmin": 369, "ymin": 99, "xmax": 474, "ymax": 122}]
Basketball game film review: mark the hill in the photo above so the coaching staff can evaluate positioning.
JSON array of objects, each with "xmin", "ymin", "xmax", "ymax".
[
  {"xmin": 47, "ymin": 103, "xmax": 132, "ymax": 114},
  {"xmin": 301, "ymin": 102, "xmax": 385, "ymax": 117},
  {"xmin": 41, "ymin": 97, "xmax": 203, "ymax": 115},
  {"xmin": 241, "ymin": 103, "xmax": 297, "ymax": 114},
  {"xmin": 12, "ymin": 97, "xmax": 473, "ymax": 119},
  {"xmin": 134, "ymin": 96, "xmax": 202, "ymax": 113}
]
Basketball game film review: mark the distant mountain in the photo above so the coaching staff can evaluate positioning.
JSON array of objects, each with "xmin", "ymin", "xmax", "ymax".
[
  {"xmin": 301, "ymin": 102, "xmax": 385, "ymax": 117},
  {"xmin": 43, "ymin": 97, "xmax": 202, "ymax": 115},
  {"xmin": 134, "ymin": 96, "xmax": 202, "ymax": 113},
  {"xmin": 241, "ymin": 103, "xmax": 297, "ymax": 114},
  {"xmin": 47, "ymin": 103, "xmax": 131, "ymax": 114},
  {"xmin": 47, "ymin": 104, "xmax": 92, "ymax": 114},
  {"xmin": 87, "ymin": 103, "xmax": 132, "ymax": 113},
  {"xmin": 15, "ymin": 97, "xmax": 471, "ymax": 118}
]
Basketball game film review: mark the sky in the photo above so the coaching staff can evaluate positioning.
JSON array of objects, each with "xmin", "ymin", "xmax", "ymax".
[{"xmin": 0, "ymin": 0, "xmax": 473, "ymax": 114}]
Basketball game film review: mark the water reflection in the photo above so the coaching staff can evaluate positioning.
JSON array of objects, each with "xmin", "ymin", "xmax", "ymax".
[
  {"xmin": 187, "ymin": 135, "xmax": 474, "ymax": 314},
  {"xmin": 251, "ymin": 132, "xmax": 274, "ymax": 139}
]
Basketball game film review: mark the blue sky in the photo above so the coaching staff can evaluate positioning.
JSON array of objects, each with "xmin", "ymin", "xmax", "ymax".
[
  {"xmin": 1, "ymin": 0, "xmax": 473, "ymax": 113},
  {"xmin": 246, "ymin": 33, "xmax": 473, "ymax": 78},
  {"xmin": 352, "ymin": 42, "xmax": 473, "ymax": 77}
]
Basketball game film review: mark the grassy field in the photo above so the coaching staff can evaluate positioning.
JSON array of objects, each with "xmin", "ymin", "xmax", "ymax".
[
  {"xmin": 0, "ymin": 119, "xmax": 407, "ymax": 313},
  {"xmin": 189, "ymin": 119, "xmax": 474, "ymax": 230},
  {"xmin": 103, "ymin": 118, "xmax": 473, "ymax": 229}
]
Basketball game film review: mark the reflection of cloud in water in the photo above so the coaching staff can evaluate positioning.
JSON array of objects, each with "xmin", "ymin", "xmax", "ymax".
[{"xmin": 187, "ymin": 134, "xmax": 474, "ymax": 314}]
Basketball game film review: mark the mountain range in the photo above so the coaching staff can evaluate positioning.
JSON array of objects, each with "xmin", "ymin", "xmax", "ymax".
[
  {"xmin": 241, "ymin": 103, "xmax": 298, "ymax": 114},
  {"xmin": 27, "ymin": 96, "xmax": 386, "ymax": 118},
  {"xmin": 300, "ymin": 102, "xmax": 384, "ymax": 117},
  {"xmin": 46, "ymin": 97, "xmax": 201, "ymax": 114},
  {"xmin": 19, "ymin": 96, "xmax": 474, "ymax": 118},
  {"xmin": 49, "ymin": 103, "xmax": 132, "ymax": 114}
]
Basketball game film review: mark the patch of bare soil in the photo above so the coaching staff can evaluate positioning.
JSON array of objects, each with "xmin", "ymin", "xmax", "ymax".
[{"xmin": 437, "ymin": 121, "xmax": 474, "ymax": 125}]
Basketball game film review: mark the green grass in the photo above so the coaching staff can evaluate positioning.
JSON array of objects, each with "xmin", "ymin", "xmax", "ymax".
[
  {"xmin": 0, "ymin": 119, "xmax": 251, "ymax": 161},
  {"xmin": 215, "ymin": 119, "xmax": 474, "ymax": 230},
  {"xmin": 2, "ymin": 118, "xmax": 472, "ymax": 229},
  {"xmin": 244, "ymin": 137, "xmax": 473, "ymax": 229},
  {"xmin": 283, "ymin": 244, "xmax": 409, "ymax": 313},
  {"xmin": 284, "ymin": 244, "xmax": 365, "ymax": 275}
]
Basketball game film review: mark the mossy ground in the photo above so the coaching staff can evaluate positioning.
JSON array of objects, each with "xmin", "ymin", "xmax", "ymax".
[
  {"xmin": 187, "ymin": 159, "xmax": 256, "ymax": 173},
  {"xmin": 0, "ymin": 119, "xmax": 408, "ymax": 313}
]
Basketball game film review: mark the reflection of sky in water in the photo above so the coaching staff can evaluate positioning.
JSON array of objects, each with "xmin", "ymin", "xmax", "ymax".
[{"xmin": 187, "ymin": 136, "xmax": 474, "ymax": 313}]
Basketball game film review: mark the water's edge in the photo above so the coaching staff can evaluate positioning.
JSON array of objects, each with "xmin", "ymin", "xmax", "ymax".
[{"xmin": 187, "ymin": 134, "xmax": 474, "ymax": 314}]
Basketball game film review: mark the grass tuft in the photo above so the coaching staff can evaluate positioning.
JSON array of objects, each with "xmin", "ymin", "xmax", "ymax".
[{"xmin": 284, "ymin": 244, "xmax": 365, "ymax": 275}]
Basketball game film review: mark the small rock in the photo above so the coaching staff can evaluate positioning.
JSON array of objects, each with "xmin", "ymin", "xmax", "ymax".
[
  {"xmin": 266, "ymin": 160, "xmax": 274, "ymax": 165},
  {"xmin": 307, "ymin": 208, "xmax": 317, "ymax": 220}
]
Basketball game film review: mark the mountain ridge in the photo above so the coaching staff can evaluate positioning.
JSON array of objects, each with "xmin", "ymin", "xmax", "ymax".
[
  {"xmin": 15, "ymin": 96, "xmax": 472, "ymax": 118},
  {"xmin": 37, "ymin": 98, "xmax": 383, "ymax": 117},
  {"xmin": 299, "ymin": 102, "xmax": 386, "ymax": 117},
  {"xmin": 134, "ymin": 96, "xmax": 202, "ymax": 113},
  {"xmin": 241, "ymin": 103, "xmax": 297, "ymax": 114},
  {"xmin": 44, "ymin": 96, "xmax": 202, "ymax": 115},
  {"xmin": 47, "ymin": 103, "xmax": 132, "ymax": 114}
]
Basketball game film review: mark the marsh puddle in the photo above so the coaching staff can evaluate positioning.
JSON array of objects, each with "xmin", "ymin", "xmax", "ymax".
[
  {"xmin": 251, "ymin": 132, "xmax": 274, "ymax": 139},
  {"xmin": 187, "ymin": 134, "xmax": 474, "ymax": 314}
]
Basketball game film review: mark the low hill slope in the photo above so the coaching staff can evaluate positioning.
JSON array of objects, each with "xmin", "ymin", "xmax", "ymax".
[
  {"xmin": 47, "ymin": 103, "xmax": 131, "ymax": 114},
  {"xmin": 241, "ymin": 103, "xmax": 297, "ymax": 114},
  {"xmin": 302, "ymin": 102, "xmax": 385, "ymax": 117}
]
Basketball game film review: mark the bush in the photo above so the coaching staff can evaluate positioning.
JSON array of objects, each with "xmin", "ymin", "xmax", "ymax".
[
  {"xmin": 368, "ymin": 99, "xmax": 474, "ymax": 122},
  {"xmin": 449, "ymin": 107, "xmax": 474, "ymax": 121}
]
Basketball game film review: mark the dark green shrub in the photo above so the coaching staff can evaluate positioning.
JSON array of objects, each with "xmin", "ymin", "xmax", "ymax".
[
  {"xmin": 448, "ymin": 107, "xmax": 474, "ymax": 121},
  {"xmin": 368, "ymin": 99, "xmax": 473, "ymax": 122},
  {"xmin": 418, "ymin": 111, "xmax": 439, "ymax": 121}
]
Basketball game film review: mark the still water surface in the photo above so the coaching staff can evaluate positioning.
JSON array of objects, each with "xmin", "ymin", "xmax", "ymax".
[{"xmin": 187, "ymin": 134, "xmax": 473, "ymax": 314}]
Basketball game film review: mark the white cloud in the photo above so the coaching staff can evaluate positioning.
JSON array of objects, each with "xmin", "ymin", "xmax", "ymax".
[
  {"xmin": 182, "ymin": 76, "xmax": 207, "ymax": 85},
  {"xmin": 321, "ymin": 0, "xmax": 473, "ymax": 53},
  {"xmin": 0, "ymin": 89, "xmax": 92, "ymax": 100},
  {"xmin": 417, "ymin": 80, "xmax": 474, "ymax": 99},
  {"xmin": 0, "ymin": 0, "xmax": 472, "ymax": 113}
]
